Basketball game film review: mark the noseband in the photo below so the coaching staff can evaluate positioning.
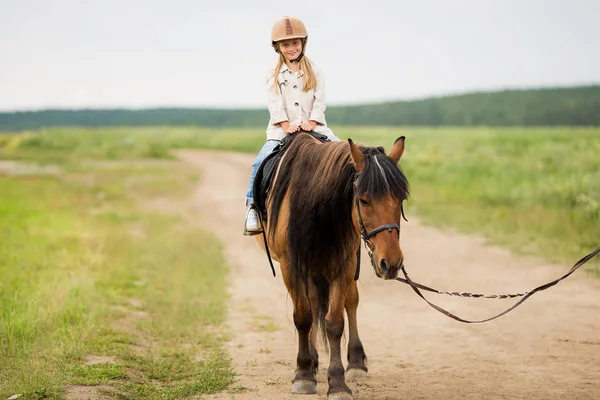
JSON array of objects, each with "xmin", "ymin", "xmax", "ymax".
[
  {"xmin": 355, "ymin": 197, "xmax": 400, "ymax": 249},
  {"xmin": 352, "ymin": 152, "xmax": 408, "ymax": 276},
  {"xmin": 355, "ymin": 196, "xmax": 403, "ymax": 276}
]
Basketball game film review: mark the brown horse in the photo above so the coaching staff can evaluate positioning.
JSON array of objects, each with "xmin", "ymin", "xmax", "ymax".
[{"xmin": 255, "ymin": 132, "xmax": 409, "ymax": 400}]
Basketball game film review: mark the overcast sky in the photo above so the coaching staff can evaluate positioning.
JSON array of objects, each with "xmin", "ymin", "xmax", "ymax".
[{"xmin": 1, "ymin": 0, "xmax": 599, "ymax": 111}]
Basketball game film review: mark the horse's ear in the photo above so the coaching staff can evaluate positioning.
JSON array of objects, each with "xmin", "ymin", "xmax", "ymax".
[
  {"xmin": 348, "ymin": 139, "xmax": 365, "ymax": 172},
  {"xmin": 388, "ymin": 136, "xmax": 406, "ymax": 164}
]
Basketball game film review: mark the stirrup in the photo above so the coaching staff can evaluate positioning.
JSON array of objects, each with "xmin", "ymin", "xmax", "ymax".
[{"xmin": 243, "ymin": 205, "xmax": 263, "ymax": 236}]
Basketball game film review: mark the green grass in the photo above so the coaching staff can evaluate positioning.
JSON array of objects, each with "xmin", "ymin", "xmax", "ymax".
[
  {"xmin": 2, "ymin": 126, "xmax": 599, "ymax": 276},
  {"xmin": 0, "ymin": 127, "xmax": 264, "ymax": 164},
  {"xmin": 1, "ymin": 125, "xmax": 598, "ymax": 266},
  {"xmin": 1, "ymin": 125, "xmax": 598, "ymax": 398},
  {"xmin": 331, "ymin": 127, "xmax": 600, "ymax": 268},
  {"xmin": 346, "ymin": 127, "xmax": 600, "ymax": 273},
  {"xmin": 0, "ymin": 157, "xmax": 233, "ymax": 399}
]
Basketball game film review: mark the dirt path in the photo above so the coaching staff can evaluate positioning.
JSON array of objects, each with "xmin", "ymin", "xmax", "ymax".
[{"xmin": 178, "ymin": 150, "xmax": 600, "ymax": 400}]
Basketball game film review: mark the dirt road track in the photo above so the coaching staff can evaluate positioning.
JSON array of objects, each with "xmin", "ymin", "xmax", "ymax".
[{"xmin": 177, "ymin": 150, "xmax": 600, "ymax": 400}]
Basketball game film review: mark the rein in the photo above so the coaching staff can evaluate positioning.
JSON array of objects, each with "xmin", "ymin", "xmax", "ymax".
[
  {"xmin": 396, "ymin": 246, "xmax": 600, "ymax": 323},
  {"xmin": 257, "ymin": 148, "xmax": 600, "ymax": 324},
  {"xmin": 249, "ymin": 204, "xmax": 277, "ymax": 277},
  {"xmin": 354, "ymin": 193, "xmax": 600, "ymax": 323}
]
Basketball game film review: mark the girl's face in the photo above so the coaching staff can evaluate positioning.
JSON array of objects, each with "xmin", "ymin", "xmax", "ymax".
[{"xmin": 278, "ymin": 39, "xmax": 303, "ymax": 61}]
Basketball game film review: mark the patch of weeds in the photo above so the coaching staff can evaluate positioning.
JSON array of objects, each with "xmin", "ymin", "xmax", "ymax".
[
  {"xmin": 264, "ymin": 377, "xmax": 285, "ymax": 386},
  {"xmin": 245, "ymin": 359, "xmax": 258, "ymax": 367},
  {"xmin": 127, "ymin": 351, "xmax": 193, "ymax": 382},
  {"xmin": 26, "ymin": 387, "xmax": 48, "ymax": 400},
  {"xmin": 108, "ymin": 352, "xmax": 234, "ymax": 399},
  {"xmin": 67, "ymin": 363, "xmax": 127, "ymax": 384},
  {"xmin": 251, "ymin": 315, "xmax": 281, "ymax": 333},
  {"xmin": 87, "ymin": 327, "xmax": 137, "ymax": 354}
]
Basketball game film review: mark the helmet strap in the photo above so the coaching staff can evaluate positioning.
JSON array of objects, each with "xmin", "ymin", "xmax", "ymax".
[{"xmin": 292, "ymin": 53, "xmax": 304, "ymax": 63}]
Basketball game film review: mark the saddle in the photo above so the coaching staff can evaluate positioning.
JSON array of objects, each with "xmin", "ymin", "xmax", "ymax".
[{"xmin": 252, "ymin": 131, "xmax": 331, "ymax": 221}]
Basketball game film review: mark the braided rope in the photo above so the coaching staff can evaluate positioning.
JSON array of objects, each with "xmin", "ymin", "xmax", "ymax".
[
  {"xmin": 366, "ymin": 247, "xmax": 528, "ymax": 299},
  {"xmin": 432, "ymin": 290, "xmax": 527, "ymax": 299},
  {"xmin": 394, "ymin": 275, "xmax": 529, "ymax": 299},
  {"xmin": 393, "ymin": 245, "xmax": 600, "ymax": 323}
]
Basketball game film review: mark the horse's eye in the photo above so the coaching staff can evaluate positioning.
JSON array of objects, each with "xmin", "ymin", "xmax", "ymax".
[{"xmin": 359, "ymin": 199, "xmax": 369, "ymax": 207}]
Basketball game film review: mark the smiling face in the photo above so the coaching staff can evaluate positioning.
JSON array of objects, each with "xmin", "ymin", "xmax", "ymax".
[{"xmin": 277, "ymin": 38, "xmax": 303, "ymax": 61}]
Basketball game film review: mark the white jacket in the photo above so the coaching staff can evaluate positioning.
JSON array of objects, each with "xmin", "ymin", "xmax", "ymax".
[{"xmin": 265, "ymin": 62, "xmax": 335, "ymax": 140}]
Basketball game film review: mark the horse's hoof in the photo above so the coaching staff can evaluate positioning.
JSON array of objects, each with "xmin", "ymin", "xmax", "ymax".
[
  {"xmin": 328, "ymin": 392, "xmax": 353, "ymax": 400},
  {"xmin": 346, "ymin": 368, "xmax": 368, "ymax": 380},
  {"xmin": 291, "ymin": 380, "xmax": 317, "ymax": 394}
]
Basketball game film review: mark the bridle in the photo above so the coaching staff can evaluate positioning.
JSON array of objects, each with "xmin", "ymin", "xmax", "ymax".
[
  {"xmin": 355, "ymin": 197, "xmax": 401, "ymax": 252},
  {"xmin": 353, "ymin": 172, "xmax": 408, "ymax": 275},
  {"xmin": 257, "ymin": 157, "xmax": 600, "ymax": 324},
  {"xmin": 353, "ymin": 158, "xmax": 408, "ymax": 247},
  {"xmin": 353, "ymin": 184, "xmax": 600, "ymax": 323}
]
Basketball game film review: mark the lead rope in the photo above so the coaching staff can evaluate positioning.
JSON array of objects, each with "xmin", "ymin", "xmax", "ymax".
[{"xmin": 395, "ymin": 245, "xmax": 600, "ymax": 323}]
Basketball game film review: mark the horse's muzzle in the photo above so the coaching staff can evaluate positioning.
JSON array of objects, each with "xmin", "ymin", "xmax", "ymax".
[{"xmin": 378, "ymin": 258, "xmax": 402, "ymax": 280}]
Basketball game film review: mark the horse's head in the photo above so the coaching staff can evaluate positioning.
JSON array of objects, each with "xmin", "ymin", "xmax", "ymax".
[{"xmin": 349, "ymin": 137, "xmax": 409, "ymax": 280}]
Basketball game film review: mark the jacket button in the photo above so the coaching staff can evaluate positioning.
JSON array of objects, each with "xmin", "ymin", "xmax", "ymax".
[{"xmin": 294, "ymin": 102, "xmax": 299, "ymax": 106}]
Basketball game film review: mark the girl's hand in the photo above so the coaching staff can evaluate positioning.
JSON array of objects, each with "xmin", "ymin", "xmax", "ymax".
[
  {"xmin": 286, "ymin": 124, "xmax": 300, "ymax": 134},
  {"xmin": 300, "ymin": 120, "xmax": 317, "ymax": 131}
]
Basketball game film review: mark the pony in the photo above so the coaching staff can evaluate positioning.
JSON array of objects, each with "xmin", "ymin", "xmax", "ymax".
[{"xmin": 255, "ymin": 132, "xmax": 409, "ymax": 400}]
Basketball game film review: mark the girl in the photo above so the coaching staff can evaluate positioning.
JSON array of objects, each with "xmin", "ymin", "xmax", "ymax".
[{"xmin": 245, "ymin": 16, "xmax": 340, "ymax": 234}]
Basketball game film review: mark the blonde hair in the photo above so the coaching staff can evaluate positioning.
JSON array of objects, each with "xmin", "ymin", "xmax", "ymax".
[{"xmin": 270, "ymin": 40, "xmax": 317, "ymax": 93}]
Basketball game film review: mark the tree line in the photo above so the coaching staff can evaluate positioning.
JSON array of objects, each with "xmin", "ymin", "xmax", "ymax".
[{"xmin": 1, "ymin": 85, "xmax": 599, "ymax": 131}]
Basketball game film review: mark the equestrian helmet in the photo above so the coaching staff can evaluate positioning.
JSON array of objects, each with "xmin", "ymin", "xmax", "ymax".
[{"xmin": 271, "ymin": 16, "xmax": 307, "ymax": 52}]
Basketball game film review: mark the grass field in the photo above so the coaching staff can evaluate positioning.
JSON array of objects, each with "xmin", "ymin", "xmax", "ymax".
[
  {"xmin": 2, "ymin": 125, "xmax": 597, "ymax": 271},
  {"xmin": 336, "ymin": 127, "xmax": 600, "ymax": 271},
  {"xmin": 0, "ymin": 152, "xmax": 233, "ymax": 398},
  {"xmin": 1, "ymin": 125, "xmax": 599, "ymax": 398}
]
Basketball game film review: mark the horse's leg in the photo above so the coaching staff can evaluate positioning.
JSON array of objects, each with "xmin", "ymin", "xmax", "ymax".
[
  {"xmin": 308, "ymin": 283, "xmax": 319, "ymax": 373},
  {"xmin": 345, "ymin": 280, "xmax": 368, "ymax": 379},
  {"xmin": 283, "ymin": 270, "xmax": 317, "ymax": 394},
  {"xmin": 325, "ymin": 283, "xmax": 353, "ymax": 400},
  {"xmin": 309, "ymin": 323, "xmax": 319, "ymax": 372}
]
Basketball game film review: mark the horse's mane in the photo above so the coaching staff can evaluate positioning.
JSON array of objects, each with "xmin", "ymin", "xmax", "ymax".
[
  {"xmin": 268, "ymin": 133, "xmax": 410, "ymax": 284},
  {"xmin": 357, "ymin": 145, "xmax": 410, "ymax": 204}
]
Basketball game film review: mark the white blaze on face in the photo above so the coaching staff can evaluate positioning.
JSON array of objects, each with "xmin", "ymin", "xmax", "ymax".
[{"xmin": 373, "ymin": 155, "xmax": 391, "ymax": 193}]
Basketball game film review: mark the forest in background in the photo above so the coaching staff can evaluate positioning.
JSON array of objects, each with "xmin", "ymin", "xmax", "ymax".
[{"xmin": 1, "ymin": 85, "xmax": 599, "ymax": 131}]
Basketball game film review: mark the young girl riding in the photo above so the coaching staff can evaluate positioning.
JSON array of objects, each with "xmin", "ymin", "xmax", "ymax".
[{"xmin": 245, "ymin": 16, "xmax": 340, "ymax": 233}]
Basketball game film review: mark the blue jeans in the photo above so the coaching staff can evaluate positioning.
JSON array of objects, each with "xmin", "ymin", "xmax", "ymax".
[{"xmin": 245, "ymin": 133, "xmax": 341, "ymax": 205}]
